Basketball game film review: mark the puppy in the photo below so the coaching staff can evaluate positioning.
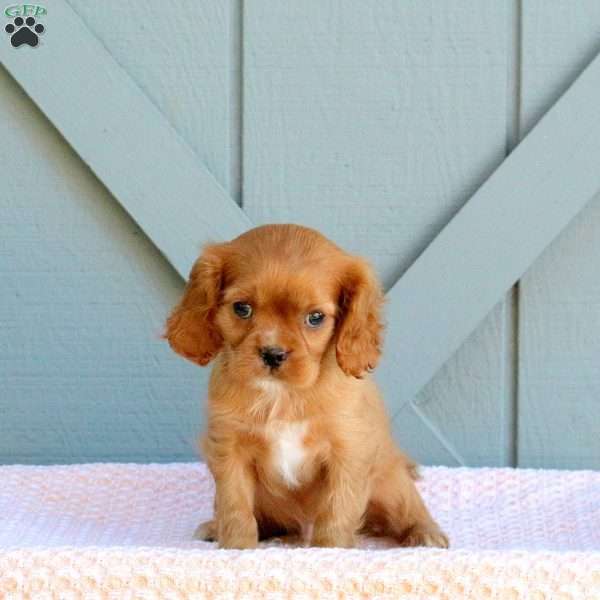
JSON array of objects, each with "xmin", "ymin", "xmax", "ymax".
[{"xmin": 165, "ymin": 224, "xmax": 448, "ymax": 549}]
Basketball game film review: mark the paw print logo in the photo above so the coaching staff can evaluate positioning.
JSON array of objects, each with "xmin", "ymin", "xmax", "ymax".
[{"xmin": 5, "ymin": 16, "xmax": 44, "ymax": 47}]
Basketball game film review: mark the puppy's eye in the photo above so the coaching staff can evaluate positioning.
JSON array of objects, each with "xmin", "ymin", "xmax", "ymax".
[
  {"xmin": 233, "ymin": 302, "xmax": 253, "ymax": 319},
  {"xmin": 305, "ymin": 311, "xmax": 325, "ymax": 328}
]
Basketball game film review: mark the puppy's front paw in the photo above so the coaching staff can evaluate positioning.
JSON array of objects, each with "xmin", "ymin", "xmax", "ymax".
[
  {"xmin": 401, "ymin": 523, "xmax": 449, "ymax": 549},
  {"xmin": 219, "ymin": 531, "xmax": 259, "ymax": 549},
  {"xmin": 312, "ymin": 525, "xmax": 356, "ymax": 548},
  {"xmin": 194, "ymin": 519, "xmax": 217, "ymax": 541},
  {"xmin": 218, "ymin": 515, "xmax": 259, "ymax": 549}
]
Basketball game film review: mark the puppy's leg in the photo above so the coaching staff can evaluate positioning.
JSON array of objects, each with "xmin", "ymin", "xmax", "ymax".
[
  {"xmin": 367, "ymin": 455, "xmax": 448, "ymax": 548},
  {"xmin": 312, "ymin": 462, "xmax": 370, "ymax": 548},
  {"xmin": 212, "ymin": 458, "xmax": 259, "ymax": 549},
  {"xmin": 195, "ymin": 494, "xmax": 277, "ymax": 544}
]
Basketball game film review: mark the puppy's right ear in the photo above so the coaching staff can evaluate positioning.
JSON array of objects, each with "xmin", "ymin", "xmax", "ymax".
[{"xmin": 164, "ymin": 243, "xmax": 228, "ymax": 366}]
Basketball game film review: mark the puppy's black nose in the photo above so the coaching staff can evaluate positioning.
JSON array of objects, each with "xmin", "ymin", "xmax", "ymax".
[{"xmin": 260, "ymin": 346, "xmax": 288, "ymax": 369}]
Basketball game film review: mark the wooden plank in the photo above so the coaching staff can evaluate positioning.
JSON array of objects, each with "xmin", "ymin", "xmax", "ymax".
[
  {"xmin": 518, "ymin": 0, "xmax": 600, "ymax": 469},
  {"xmin": 0, "ymin": 0, "xmax": 251, "ymax": 280},
  {"xmin": 0, "ymin": 69, "xmax": 206, "ymax": 463},
  {"xmin": 0, "ymin": 1, "xmax": 235, "ymax": 464},
  {"xmin": 243, "ymin": 1, "xmax": 512, "ymax": 465},
  {"xmin": 379, "ymin": 34, "xmax": 600, "ymax": 433}
]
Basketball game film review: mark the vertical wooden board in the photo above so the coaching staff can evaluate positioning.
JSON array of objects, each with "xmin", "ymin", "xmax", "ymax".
[
  {"xmin": 244, "ymin": 1, "xmax": 512, "ymax": 465},
  {"xmin": 69, "ymin": 0, "xmax": 236, "ymax": 196},
  {"xmin": 519, "ymin": 1, "xmax": 600, "ymax": 468},
  {"xmin": 0, "ymin": 73, "xmax": 207, "ymax": 463},
  {"xmin": 0, "ymin": 1, "xmax": 235, "ymax": 464}
]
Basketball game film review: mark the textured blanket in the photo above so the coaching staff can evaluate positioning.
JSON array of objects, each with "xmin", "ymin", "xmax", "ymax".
[{"xmin": 0, "ymin": 463, "xmax": 598, "ymax": 599}]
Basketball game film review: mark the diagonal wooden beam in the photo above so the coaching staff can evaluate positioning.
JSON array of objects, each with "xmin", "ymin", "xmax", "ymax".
[
  {"xmin": 379, "ymin": 49, "xmax": 600, "ymax": 416},
  {"xmin": 0, "ymin": 0, "xmax": 252, "ymax": 280}
]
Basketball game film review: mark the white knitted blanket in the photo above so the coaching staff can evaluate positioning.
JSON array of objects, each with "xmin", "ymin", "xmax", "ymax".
[{"xmin": 0, "ymin": 463, "xmax": 598, "ymax": 599}]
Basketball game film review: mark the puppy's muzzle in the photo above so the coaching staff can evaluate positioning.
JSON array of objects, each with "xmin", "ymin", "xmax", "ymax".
[{"xmin": 259, "ymin": 346, "xmax": 288, "ymax": 369}]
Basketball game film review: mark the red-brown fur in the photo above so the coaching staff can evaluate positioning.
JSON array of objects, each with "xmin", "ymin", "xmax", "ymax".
[{"xmin": 165, "ymin": 224, "xmax": 448, "ymax": 549}]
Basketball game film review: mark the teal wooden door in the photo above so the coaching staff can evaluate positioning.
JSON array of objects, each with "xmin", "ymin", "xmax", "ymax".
[{"xmin": 0, "ymin": 1, "xmax": 599, "ymax": 468}]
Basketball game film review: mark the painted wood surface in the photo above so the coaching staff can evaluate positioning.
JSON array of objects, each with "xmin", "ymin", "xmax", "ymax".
[
  {"xmin": 244, "ymin": 1, "xmax": 512, "ymax": 465},
  {"xmin": 0, "ymin": 69, "xmax": 202, "ymax": 462},
  {"xmin": 0, "ymin": 0, "xmax": 250, "ymax": 281},
  {"xmin": 384, "ymin": 32, "xmax": 600, "ymax": 426},
  {"xmin": 1, "ymin": 2, "xmax": 599, "ymax": 467},
  {"xmin": 0, "ymin": 1, "xmax": 237, "ymax": 463},
  {"xmin": 518, "ymin": 1, "xmax": 600, "ymax": 468}
]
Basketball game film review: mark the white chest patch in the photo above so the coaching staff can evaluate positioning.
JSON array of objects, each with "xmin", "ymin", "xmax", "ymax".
[{"xmin": 270, "ymin": 421, "xmax": 308, "ymax": 488}]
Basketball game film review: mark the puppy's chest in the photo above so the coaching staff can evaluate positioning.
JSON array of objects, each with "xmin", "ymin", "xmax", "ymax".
[{"xmin": 262, "ymin": 420, "xmax": 310, "ymax": 488}]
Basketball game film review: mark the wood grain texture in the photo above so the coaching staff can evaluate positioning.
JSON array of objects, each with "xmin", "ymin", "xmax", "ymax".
[
  {"xmin": 244, "ymin": 0, "xmax": 511, "ymax": 465},
  {"xmin": 2, "ymin": 2, "xmax": 598, "ymax": 468},
  {"xmin": 381, "ymin": 35, "xmax": 600, "ymax": 462},
  {"xmin": 0, "ymin": 1, "xmax": 238, "ymax": 464},
  {"xmin": 406, "ymin": 301, "xmax": 510, "ymax": 466},
  {"xmin": 68, "ymin": 0, "xmax": 239, "ymax": 201},
  {"xmin": 518, "ymin": 1, "xmax": 600, "ymax": 468},
  {"xmin": 0, "ymin": 0, "xmax": 250, "ymax": 280},
  {"xmin": 0, "ymin": 71, "xmax": 206, "ymax": 463}
]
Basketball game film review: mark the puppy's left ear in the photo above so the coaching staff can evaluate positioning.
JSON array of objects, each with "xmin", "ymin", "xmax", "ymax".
[
  {"xmin": 164, "ymin": 243, "xmax": 228, "ymax": 366},
  {"xmin": 335, "ymin": 257, "xmax": 385, "ymax": 378}
]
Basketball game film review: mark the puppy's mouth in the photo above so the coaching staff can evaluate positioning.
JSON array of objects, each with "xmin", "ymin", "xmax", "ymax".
[{"xmin": 261, "ymin": 362, "xmax": 287, "ymax": 379}]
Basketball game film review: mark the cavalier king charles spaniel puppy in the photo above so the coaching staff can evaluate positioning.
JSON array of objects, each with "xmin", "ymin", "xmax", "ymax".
[{"xmin": 165, "ymin": 224, "xmax": 448, "ymax": 549}]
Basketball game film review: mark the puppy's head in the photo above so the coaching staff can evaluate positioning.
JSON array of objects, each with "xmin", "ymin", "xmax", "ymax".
[{"xmin": 165, "ymin": 224, "xmax": 384, "ymax": 388}]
